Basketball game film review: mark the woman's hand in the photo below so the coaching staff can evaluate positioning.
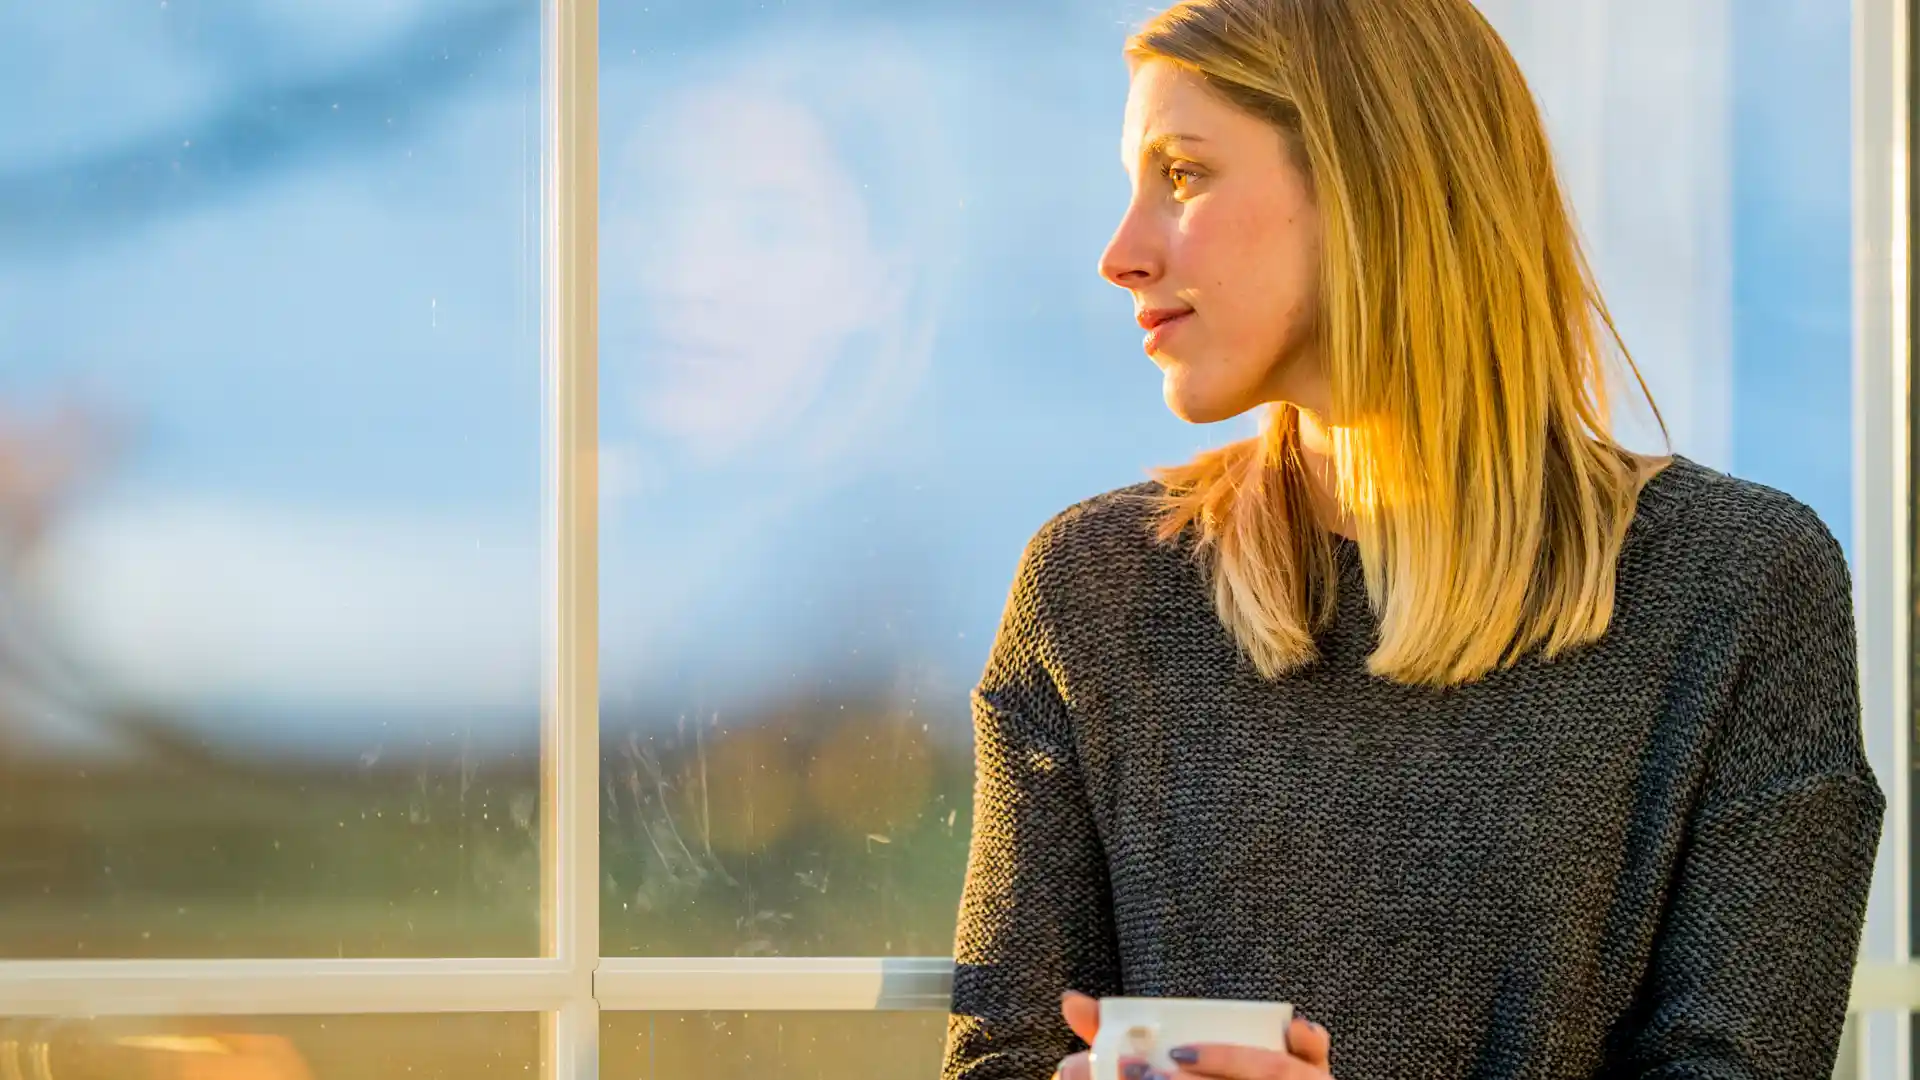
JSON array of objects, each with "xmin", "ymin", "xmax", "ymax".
[
  {"xmin": 1053, "ymin": 991, "xmax": 1333, "ymax": 1080},
  {"xmin": 1156, "ymin": 1030, "xmax": 1333, "ymax": 1080},
  {"xmin": 1053, "ymin": 990, "xmax": 1101, "ymax": 1080}
]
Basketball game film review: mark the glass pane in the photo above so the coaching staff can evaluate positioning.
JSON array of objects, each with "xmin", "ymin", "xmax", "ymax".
[
  {"xmin": 0, "ymin": 1013, "xmax": 538, "ymax": 1079},
  {"xmin": 598, "ymin": 0, "xmax": 1864, "ymax": 958},
  {"xmin": 1473, "ymin": 0, "xmax": 1854, "ymax": 531},
  {"xmin": 0, "ymin": 3, "xmax": 543, "ymax": 956},
  {"xmin": 602, "ymin": 1012, "xmax": 945, "ymax": 1080},
  {"xmin": 596, "ymin": 0, "xmax": 1173, "ymax": 960}
]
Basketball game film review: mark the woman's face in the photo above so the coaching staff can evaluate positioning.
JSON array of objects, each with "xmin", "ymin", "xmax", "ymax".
[
  {"xmin": 614, "ymin": 85, "xmax": 891, "ymax": 465},
  {"xmin": 1100, "ymin": 58, "xmax": 1325, "ymax": 425}
]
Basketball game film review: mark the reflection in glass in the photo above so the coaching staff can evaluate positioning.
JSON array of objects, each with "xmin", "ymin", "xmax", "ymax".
[
  {"xmin": 603, "ymin": 699, "xmax": 971, "ymax": 955},
  {"xmin": 0, "ymin": 1, "xmax": 543, "ymax": 956},
  {"xmin": 602, "ymin": 1011, "xmax": 946, "ymax": 1080},
  {"xmin": 598, "ymin": 11, "xmax": 998, "ymax": 957},
  {"xmin": 0, "ymin": 1014, "xmax": 537, "ymax": 1080}
]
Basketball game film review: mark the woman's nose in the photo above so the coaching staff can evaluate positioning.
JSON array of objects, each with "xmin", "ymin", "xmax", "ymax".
[{"xmin": 1099, "ymin": 202, "xmax": 1162, "ymax": 288}]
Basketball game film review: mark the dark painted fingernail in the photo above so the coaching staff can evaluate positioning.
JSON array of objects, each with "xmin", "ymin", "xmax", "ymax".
[
  {"xmin": 1122, "ymin": 1063, "xmax": 1151, "ymax": 1080},
  {"xmin": 1168, "ymin": 1046, "xmax": 1199, "ymax": 1066}
]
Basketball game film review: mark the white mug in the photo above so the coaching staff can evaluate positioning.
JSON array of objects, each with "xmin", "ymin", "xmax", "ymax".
[{"xmin": 1089, "ymin": 997, "xmax": 1294, "ymax": 1080}]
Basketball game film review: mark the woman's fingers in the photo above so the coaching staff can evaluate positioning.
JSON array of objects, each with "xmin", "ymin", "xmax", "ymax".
[
  {"xmin": 1285, "ymin": 1016, "xmax": 1331, "ymax": 1069},
  {"xmin": 1061, "ymin": 990, "xmax": 1102, "ymax": 1045},
  {"xmin": 1163, "ymin": 1020, "xmax": 1334, "ymax": 1079},
  {"xmin": 1166, "ymin": 1042, "xmax": 1302, "ymax": 1078},
  {"xmin": 1056, "ymin": 1050, "xmax": 1153, "ymax": 1080}
]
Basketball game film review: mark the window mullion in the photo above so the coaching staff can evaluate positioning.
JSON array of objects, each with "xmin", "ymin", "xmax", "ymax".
[
  {"xmin": 542, "ymin": 0, "xmax": 600, "ymax": 1075},
  {"xmin": 1850, "ymin": 0, "xmax": 1912, "ymax": 1074}
]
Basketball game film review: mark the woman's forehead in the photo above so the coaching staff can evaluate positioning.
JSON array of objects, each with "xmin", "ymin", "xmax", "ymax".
[{"xmin": 1120, "ymin": 61, "xmax": 1263, "ymax": 168}]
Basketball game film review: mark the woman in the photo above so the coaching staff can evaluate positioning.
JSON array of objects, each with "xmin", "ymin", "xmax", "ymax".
[{"xmin": 941, "ymin": 0, "xmax": 1884, "ymax": 1077}]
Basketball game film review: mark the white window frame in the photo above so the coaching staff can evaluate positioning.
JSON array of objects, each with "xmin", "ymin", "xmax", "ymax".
[
  {"xmin": 1848, "ymin": 0, "xmax": 1915, "ymax": 1076},
  {"xmin": 0, "ymin": 1, "xmax": 1908, "ymax": 1078}
]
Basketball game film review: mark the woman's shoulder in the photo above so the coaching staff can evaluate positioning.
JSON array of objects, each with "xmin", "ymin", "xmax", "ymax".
[
  {"xmin": 980, "ymin": 480, "xmax": 1187, "ymax": 699},
  {"xmin": 1021, "ymin": 478, "xmax": 1171, "ymax": 564},
  {"xmin": 1031, "ymin": 479, "xmax": 1168, "ymax": 543},
  {"xmin": 1629, "ymin": 455, "xmax": 1849, "ymax": 605},
  {"xmin": 1003, "ymin": 479, "xmax": 1183, "ymax": 611}
]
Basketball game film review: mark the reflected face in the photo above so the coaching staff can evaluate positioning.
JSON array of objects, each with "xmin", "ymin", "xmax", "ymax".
[
  {"xmin": 620, "ymin": 88, "xmax": 890, "ymax": 462},
  {"xmin": 1100, "ymin": 59, "xmax": 1325, "ymax": 424}
]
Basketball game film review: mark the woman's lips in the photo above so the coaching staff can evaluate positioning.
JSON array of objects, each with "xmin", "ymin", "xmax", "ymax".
[{"xmin": 1139, "ymin": 309, "xmax": 1193, "ymax": 354}]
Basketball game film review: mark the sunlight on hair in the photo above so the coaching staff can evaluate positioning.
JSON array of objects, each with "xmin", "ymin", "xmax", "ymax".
[{"xmin": 1139, "ymin": 0, "xmax": 1668, "ymax": 688}]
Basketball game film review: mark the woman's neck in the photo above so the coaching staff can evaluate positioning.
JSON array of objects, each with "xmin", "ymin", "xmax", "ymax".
[{"xmin": 1294, "ymin": 406, "xmax": 1357, "ymax": 540}]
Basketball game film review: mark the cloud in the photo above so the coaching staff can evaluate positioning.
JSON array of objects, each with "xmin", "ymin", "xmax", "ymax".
[{"xmin": 23, "ymin": 493, "xmax": 540, "ymax": 747}]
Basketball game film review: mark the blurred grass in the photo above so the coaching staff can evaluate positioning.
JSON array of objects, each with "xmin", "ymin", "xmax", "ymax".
[
  {"xmin": 0, "ymin": 695, "xmax": 972, "ymax": 960},
  {"xmin": 603, "ymin": 1011, "xmax": 948, "ymax": 1079},
  {"xmin": 0, "ymin": 694, "xmax": 971, "ymax": 1075},
  {"xmin": 0, "ymin": 758, "xmax": 542, "ymax": 957},
  {"xmin": 601, "ymin": 694, "xmax": 973, "ymax": 957}
]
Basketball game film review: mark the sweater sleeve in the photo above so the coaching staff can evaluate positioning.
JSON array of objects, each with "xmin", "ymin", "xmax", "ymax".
[
  {"xmin": 943, "ymin": 528, "xmax": 1123, "ymax": 1080},
  {"xmin": 1624, "ymin": 504, "xmax": 1886, "ymax": 1078}
]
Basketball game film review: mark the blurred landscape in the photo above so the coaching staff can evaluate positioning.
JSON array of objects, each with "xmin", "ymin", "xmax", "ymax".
[{"xmin": 0, "ymin": 0, "xmax": 1176, "ymax": 966}]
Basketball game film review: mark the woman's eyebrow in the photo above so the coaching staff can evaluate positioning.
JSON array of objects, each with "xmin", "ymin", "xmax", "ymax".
[{"xmin": 1125, "ymin": 131, "xmax": 1208, "ymax": 167}]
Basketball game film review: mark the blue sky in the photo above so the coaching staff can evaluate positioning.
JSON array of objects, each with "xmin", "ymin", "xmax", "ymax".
[{"xmin": 0, "ymin": 0, "xmax": 1858, "ymax": 755}]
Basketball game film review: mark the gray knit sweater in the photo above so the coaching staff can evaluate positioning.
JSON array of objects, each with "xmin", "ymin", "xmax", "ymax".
[{"xmin": 943, "ymin": 456, "xmax": 1884, "ymax": 1079}]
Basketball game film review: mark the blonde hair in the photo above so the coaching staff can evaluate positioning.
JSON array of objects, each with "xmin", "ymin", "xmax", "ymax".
[{"xmin": 1133, "ymin": 0, "xmax": 1666, "ymax": 688}]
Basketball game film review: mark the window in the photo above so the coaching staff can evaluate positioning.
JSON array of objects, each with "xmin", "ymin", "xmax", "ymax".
[
  {"xmin": 0, "ymin": 0, "xmax": 544, "ymax": 962},
  {"xmin": 0, "ymin": 0, "xmax": 1908, "ymax": 1077}
]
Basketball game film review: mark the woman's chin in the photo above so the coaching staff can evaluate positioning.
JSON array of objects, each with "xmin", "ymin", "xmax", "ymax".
[{"xmin": 1161, "ymin": 372, "xmax": 1249, "ymax": 426}]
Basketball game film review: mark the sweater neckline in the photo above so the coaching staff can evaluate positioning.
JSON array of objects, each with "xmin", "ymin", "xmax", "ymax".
[{"xmin": 1316, "ymin": 455, "xmax": 1703, "ymax": 566}]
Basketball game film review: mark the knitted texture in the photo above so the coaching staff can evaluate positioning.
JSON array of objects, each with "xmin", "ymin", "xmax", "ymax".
[{"xmin": 943, "ymin": 456, "xmax": 1884, "ymax": 1080}]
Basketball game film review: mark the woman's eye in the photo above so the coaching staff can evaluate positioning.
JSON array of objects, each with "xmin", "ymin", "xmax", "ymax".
[{"xmin": 1161, "ymin": 162, "xmax": 1202, "ymax": 193}]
